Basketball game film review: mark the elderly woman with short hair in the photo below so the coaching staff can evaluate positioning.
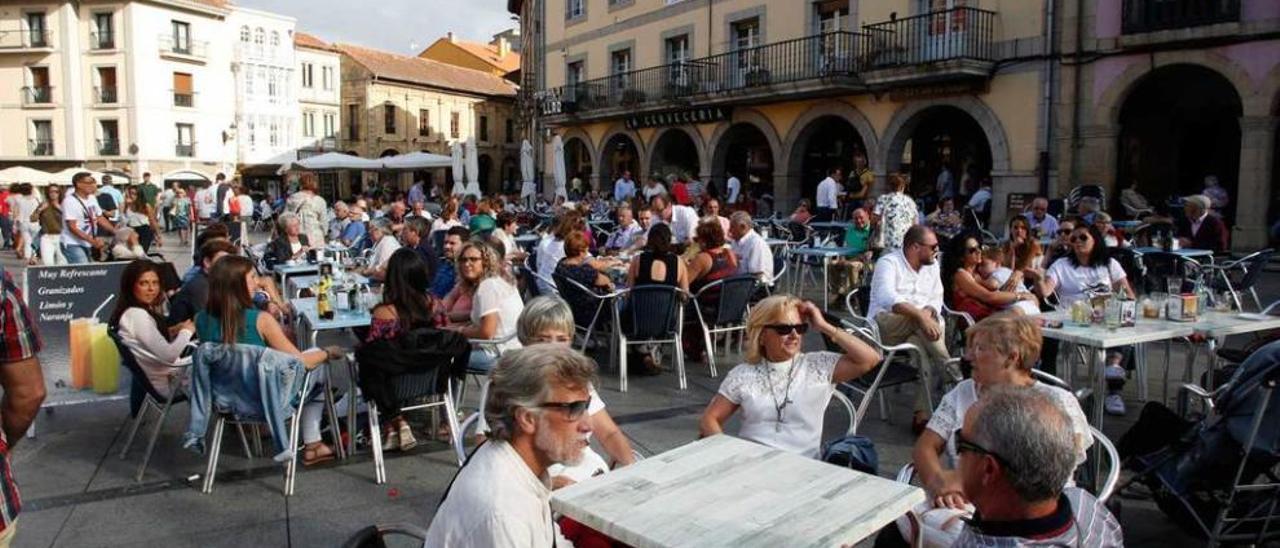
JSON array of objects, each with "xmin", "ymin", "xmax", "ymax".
[
  {"xmin": 516, "ymin": 296, "xmax": 635, "ymax": 486},
  {"xmin": 912, "ymin": 314, "xmax": 1091, "ymax": 511},
  {"xmin": 699, "ymin": 295, "xmax": 881, "ymax": 458},
  {"xmin": 265, "ymin": 212, "xmax": 310, "ymax": 268},
  {"xmin": 361, "ymin": 218, "xmax": 402, "ymax": 281}
]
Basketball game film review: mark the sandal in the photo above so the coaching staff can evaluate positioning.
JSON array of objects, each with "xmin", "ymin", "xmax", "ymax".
[
  {"xmin": 397, "ymin": 422, "xmax": 418, "ymax": 451},
  {"xmin": 302, "ymin": 443, "xmax": 335, "ymax": 466}
]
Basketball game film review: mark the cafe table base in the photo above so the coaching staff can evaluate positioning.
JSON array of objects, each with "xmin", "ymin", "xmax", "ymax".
[
  {"xmin": 291, "ymin": 297, "xmax": 373, "ymax": 458},
  {"xmin": 551, "ymin": 435, "xmax": 924, "ymax": 548}
]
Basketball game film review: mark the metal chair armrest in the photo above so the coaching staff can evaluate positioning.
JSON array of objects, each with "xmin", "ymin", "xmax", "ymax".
[
  {"xmin": 468, "ymin": 332, "xmax": 518, "ymax": 350},
  {"xmin": 1178, "ymin": 383, "xmax": 1221, "ymax": 411},
  {"xmin": 895, "ymin": 462, "xmax": 917, "ymax": 484}
]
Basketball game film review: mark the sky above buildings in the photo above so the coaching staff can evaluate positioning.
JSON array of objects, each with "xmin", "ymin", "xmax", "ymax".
[{"xmin": 234, "ymin": 0, "xmax": 516, "ymax": 53}]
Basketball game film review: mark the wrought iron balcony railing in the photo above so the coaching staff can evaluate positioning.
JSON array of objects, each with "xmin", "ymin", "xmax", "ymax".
[
  {"xmin": 539, "ymin": 9, "xmax": 995, "ymax": 117},
  {"xmin": 159, "ymin": 35, "xmax": 207, "ymax": 59},
  {"xmin": 21, "ymin": 86, "xmax": 53, "ymax": 105},
  {"xmin": 1122, "ymin": 0, "xmax": 1240, "ymax": 34},
  {"xmin": 97, "ymin": 139, "xmax": 120, "ymax": 156},
  {"xmin": 860, "ymin": 7, "xmax": 996, "ymax": 69},
  {"xmin": 0, "ymin": 29, "xmax": 52, "ymax": 49},
  {"xmin": 542, "ymin": 31, "xmax": 867, "ymax": 116},
  {"xmin": 173, "ymin": 92, "xmax": 194, "ymax": 107},
  {"xmin": 96, "ymin": 86, "xmax": 117, "ymax": 104},
  {"xmin": 29, "ymin": 139, "xmax": 54, "ymax": 156},
  {"xmin": 175, "ymin": 143, "xmax": 195, "ymax": 157},
  {"xmin": 91, "ymin": 30, "xmax": 114, "ymax": 50}
]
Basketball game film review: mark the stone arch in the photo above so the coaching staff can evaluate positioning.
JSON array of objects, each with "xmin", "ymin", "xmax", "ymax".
[
  {"xmin": 647, "ymin": 126, "xmax": 706, "ymax": 180},
  {"xmin": 1096, "ymin": 52, "xmax": 1262, "ymax": 126},
  {"xmin": 378, "ymin": 148, "xmax": 400, "ymax": 157},
  {"xmin": 880, "ymin": 97, "xmax": 1011, "ymax": 175},
  {"xmin": 782, "ymin": 100, "xmax": 880, "ymax": 173},
  {"xmin": 596, "ymin": 125, "xmax": 646, "ymax": 187},
  {"xmin": 708, "ymin": 108, "xmax": 785, "ymax": 179},
  {"xmin": 558, "ymin": 126, "xmax": 597, "ymax": 168}
]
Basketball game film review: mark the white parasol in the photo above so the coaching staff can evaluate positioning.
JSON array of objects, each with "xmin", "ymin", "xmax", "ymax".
[
  {"xmin": 552, "ymin": 135, "xmax": 567, "ymax": 201},
  {"xmin": 449, "ymin": 142, "xmax": 465, "ymax": 196},
  {"xmin": 520, "ymin": 139, "xmax": 536, "ymax": 200},
  {"xmin": 463, "ymin": 137, "xmax": 481, "ymax": 198}
]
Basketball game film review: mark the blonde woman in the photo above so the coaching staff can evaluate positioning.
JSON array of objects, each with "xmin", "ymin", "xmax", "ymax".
[
  {"xmin": 699, "ymin": 295, "xmax": 880, "ymax": 458},
  {"xmin": 446, "ymin": 241, "xmax": 523, "ymax": 372}
]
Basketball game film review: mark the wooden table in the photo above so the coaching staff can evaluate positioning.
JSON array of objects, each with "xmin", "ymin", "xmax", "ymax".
[{"xmin": 552, "ymin": 435, "xmax": 924, "ymax": 548}]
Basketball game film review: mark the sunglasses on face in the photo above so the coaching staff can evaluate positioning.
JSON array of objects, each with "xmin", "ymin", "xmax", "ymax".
[
  {"xmin": 965, "ymin": 245, "xmax": 984, "ymax": 254},
  {"xmin": 458, "ymin": 256, "xmax": 483, "ymax": 264},
  {"xmin": 1071, "ymin": 234, "xmax": 1091, "ymax": 243},
  {"xmin": 916, "ymin": 242, "xmax": 939, "ymax": 252},
  {"xmin": 1057, "ymin": 229, "xmax": 1072, "ymax": 235},
  {"xmin": 955, "ymin": 429, "xmax": 1016, "ymax": 472},
  {"xmin": 764, "ymin": 323, "xmax": 809, "ymax": 336},
  {"xmin": 537, "ymin": 399, "xmax": 592, "ymax": 420}
]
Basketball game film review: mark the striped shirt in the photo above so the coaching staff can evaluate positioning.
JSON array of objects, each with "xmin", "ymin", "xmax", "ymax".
[
  {"xmin": 0, "ymin": 265, "xmax": 41, "ymax": 533},
  {"xmin": 953, "ymin": 488, "xmax": 1123, "ymax": 547}
]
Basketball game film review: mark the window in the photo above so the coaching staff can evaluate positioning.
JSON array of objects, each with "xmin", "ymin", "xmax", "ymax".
[
  {"xmin": 248, "ymin": 119, "xmax": 256, "ymax": 148},
  {"xmin": 419, "ymin": 109, "xmax": 431, "ymax": 136},
  {"xmin": 479, "ymin": 115, "xmax": 489, "ymax": 142},
  {"xmin": 324, "ymin": 113, "xmax": 336, "ymax": 138},
  {"xmin": 347, "ymin": 104, "xmax": 359, "ymax": 140},
  {"xmin": 25, "ymin": 66, "xmax": 51, "ymax": 104},
  {"xmin": 734, "ymin": 18, "xmax": 760, "ymax": 51},
  {"xmin": 666, "ymin": 35, "xmax": 690, "ymax": 85},
  {"xmin": 303, "ymin": 112, "xmax": 315, "ymax": 137},
  {"xmin": 172, "ymin": 21, "xmax": 191, "ymax": 53},
  {"xmin": 505, "ymin": 118, "xmax": 514, "ymax": 143},
  {"xmin": 31, "ymin": 120, "xmax": 53, "ymax": 156},
  {"xmin": 566, "ymin": 0, "xmax": 585, "ymax": 19},
  {"xmin": 384, "ymin": 104, "xmax": 396, "ymax": 135},
  {"xmin": 254, "ymin": 27, "xmax": 264, "ymax": 46},
  {"xmin": 815, "ymin": 0, "xmax": 848, "ymax": 33},
  {"xmin": 611, "ymin": 48, "xmax": 632, "ymax": 91},
  {"xmin": 240, "ymin": 25, "xmax": 250, "ymax": 42},
  {"xmin": 175, "ymin": 123, "xmax": 194, "ymax": 156},
  {"xmin": 26, "ymin": 13, "xmax": 47, "ymax": 47},
  {"xmin": 99, "ymin": 120, "xmax": 119, "ymax": 155},
  {"xmin": 450, "ymin": 111, "xmax": 460, "ymax": 139},
  {"xmin": 269, "ymin": 122, "xmax": 279, "ymax": 147},
  {"xmin": 270, "ymin": 31, "xmax": 280, "ymax": 48},
  {"xmin": 244, "ymin": 68, "xmax": 254, "ymax": 94},
  {"xmin": 94, "ymin": 13, "xmax": 114, "ymax": 49},
  {"xmin": 97, "ymin": 67, "xmax": 117, "ymax": 103},
  {"xmin": 322, "ymin": 66, "xmax": 334, "ymax": 90},
  {"xmin": 267, "ymin": 72, "xmax": 278, "ymax": 99},
  {"xmin": 301, "ymin": 63, "xmax": 314, "ymax": 88},
  {"xmin": 567, "ymin": 61, "xmax": 585, "ymax": 90},
  {"xmin": 172, "ymin": 72, "xmax": 193, "ymax": 107}
]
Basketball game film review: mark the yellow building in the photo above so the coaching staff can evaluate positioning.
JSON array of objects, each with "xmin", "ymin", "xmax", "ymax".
[
  {"xmin": 335, "ymin": 43, "xmax": 520, "ymax": 194},
  {"xmin": 512, "ymin": 0, "xmax": 1047, "ymax": 228},
  {"xmin": 419, "ymin": 31, "xmax": 521, "ymax": 79}
]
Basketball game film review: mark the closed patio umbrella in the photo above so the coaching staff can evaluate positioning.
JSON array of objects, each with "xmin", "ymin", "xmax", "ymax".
[
  {"xmin": 552, "ymin": 135, "xmax": 567, "ymax": 201},
  {"xmin": 463, "ymin": 137, "xmax": 481, "ymax": 199},
  {"xmin": 450, "ymin": 142, "xmax": 465, "ymax": 196}
]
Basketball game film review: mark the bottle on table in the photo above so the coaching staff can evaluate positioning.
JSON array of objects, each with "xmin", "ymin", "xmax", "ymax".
[{"xmin": 317, "ymin": 269, "xmax": 335, "ymax": 320}]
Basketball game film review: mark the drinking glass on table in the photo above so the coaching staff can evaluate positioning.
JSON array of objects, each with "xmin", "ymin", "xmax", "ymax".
[{"xmin": 1167, "ymin": 277, "xmax": 1183, "ymax": 295}]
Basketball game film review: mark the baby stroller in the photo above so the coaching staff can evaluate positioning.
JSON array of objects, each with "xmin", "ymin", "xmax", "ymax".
[{"xmin": 1121, "ymin": 339, "xmax": 1280, "ymax": 546}]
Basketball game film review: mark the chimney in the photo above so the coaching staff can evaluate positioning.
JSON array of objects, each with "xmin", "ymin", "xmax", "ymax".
[
  {"xmin": 496, "ymin": 37, "xmax": 510, "ymax": 58},
  {"xmin": 447, "ymin": 32, "xmax": 456, "ymax": 43}
]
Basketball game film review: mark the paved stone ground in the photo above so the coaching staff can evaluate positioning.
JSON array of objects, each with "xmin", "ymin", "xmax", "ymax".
[{"xmin": 4, "ymin": 230, "xmax": 1274, "ymax": 547}]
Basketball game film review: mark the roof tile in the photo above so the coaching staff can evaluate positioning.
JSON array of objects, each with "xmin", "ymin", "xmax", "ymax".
[{"xmin": 335, "ymin": 43, "xmax": 517, "ymax": 97}]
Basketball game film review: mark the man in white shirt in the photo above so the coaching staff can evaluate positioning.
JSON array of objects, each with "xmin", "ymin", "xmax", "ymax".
[
  {"xmin": 194, "ymin": 183, "xmax": 215, "ymax": 223},
  {"xmin": 728, "ymin": 211, "xmax": 774, "ymax": 285},
  {"xmin": 650, "ymin": 194, "xmax": 698, "ymax": 244},
  {"xmin": 425, "ymin": 345, "xmax": 594, "ymax": 548},
  {"xmin": 612, "ymin": 170, "xmax": 636, "ymax": 203},
  {"xmin": 158, "ymin": 180, "xmax": 176, "ymax": 233},
  {"xmin": 641, "ymin": 177, "xmax": 667, "ymax": 202},
  {"xmin": 815, "ymin": 167, "xmax": 842, "ymax": 222},
  {"xmin": 867, "ymin": 225, "xmax": 950, "ymax": 427},
  {"xmin": 1023, "ymin": 196, "xmax": 1059, "ymax": 239},
  {"xmin": 967, "ymin": 179, "xmax": 993, "ymax": 216},
  {"xmin": 726, "ymin": 172, "xmax": 742, "ymax": 207},
  {"xmin": 361, "ymin": 218, "xmax": 401, "ymax": 281},
  {"xmin": 61, "ymin": 172, "xmax": 116, "ymax": 264}
]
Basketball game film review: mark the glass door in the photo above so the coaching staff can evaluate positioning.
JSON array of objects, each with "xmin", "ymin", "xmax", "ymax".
[
  {"xmin": 921, "ymin": 0, "xmax": 968, "ymax": 61},
  {"xmin": 731, "ymin": 18, "xmax": 760, "ymax": 89}
]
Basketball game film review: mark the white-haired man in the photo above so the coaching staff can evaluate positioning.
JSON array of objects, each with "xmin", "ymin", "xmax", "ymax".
[
  {"xmin": 1023, "ymin": 197, "xmax": 1059, "ymax": 239},
  {"xmin": 1176, "ymin": 194, "xmax": 1228, "ymax": 253},
  {"xmin": 425, "ymin": 345, "xmax": 595, "ymax": 547}
]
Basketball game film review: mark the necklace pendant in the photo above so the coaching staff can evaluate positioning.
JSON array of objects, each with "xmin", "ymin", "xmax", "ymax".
[{"xmin": 775, "ymin": 421, "xmax": 782, "ymax": 433}]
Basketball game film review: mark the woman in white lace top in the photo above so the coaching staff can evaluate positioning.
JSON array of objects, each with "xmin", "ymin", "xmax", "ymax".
[{"xmin": 699, "ymin": 295, "xmax": 881, "ymax": 458}]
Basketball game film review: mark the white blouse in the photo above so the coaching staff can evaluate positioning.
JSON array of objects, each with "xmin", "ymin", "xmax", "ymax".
[
  {"xmin": 117, "ymin": 307, "xmax": 194, "ymax": 398},
  {"xmin": 926, "ymin": 379, "xmax": 1093, "ymax": 469},
  {"xmin": 717, "ymin": 352, "xmax": 842, "ymax": 458}
]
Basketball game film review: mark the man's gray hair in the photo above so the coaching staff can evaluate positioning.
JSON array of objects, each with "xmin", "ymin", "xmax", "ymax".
[
  {"xmin": 517, "ymin": 296, "xmax": 576, "ymax": 345},
  {"xmin": 1185, "ymin": 194, "xmax": 1212, "ymax": 212},
  {"xmin": 369, "ymin": 217, "xmax": 392, "ymax": 233},
  {"xmin": 485, "ymin": 345, "xmax": 598, "ymax": 442},
  {"xmin": 969, "ymin": 386, "xmax": 1077, "ymax": 504},
  {"xmin": 729, "ymin": 210, "xmax": 753, "ymax": 229}
]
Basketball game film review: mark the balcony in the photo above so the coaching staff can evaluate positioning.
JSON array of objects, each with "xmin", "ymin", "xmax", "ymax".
[
  {"xmin": 1122, "ymin": 0, "xmax": 1240, "ymax": 34},
  {"xmin": 97, "ymin": 139, "xmax": 120, "ymax": 156},
  {"xmin": 173, "ymin": 92, "xmax": 195, "ymax": 107},
  {"xmin": 90, "ymin": 30, "xmax": 115, "ymax": 50},
  {"xmin": 159, "ymin": 35, "xmax": 207, "ymax": 63},
  {"xmin": 175, "ymin": 143, "xmax": 195, "ymax": 157},
  {"xmin": 538, "ymin": 10, "xmax": 996, "ymax": 121},
  {"xmin": 0, "ymin": 29, "xmax": 53, "ymax": 50},
  {"xmin": 28, "ymin": 139, "xmax": 54, "ymax": 156},
  {"xmin": 21, "ymin": 86, "xmax": 53, "ymax": 106},
  {"xmin": 859, "ymin": 7, "xmax": 997, "ymax": 86},
  {"xmin": 541, "ymin": 31, "xmax": 867, "ymax": 119},
  {"xmin": 96, "ymin": 86, "xmax": 117, "ymax": 104}
]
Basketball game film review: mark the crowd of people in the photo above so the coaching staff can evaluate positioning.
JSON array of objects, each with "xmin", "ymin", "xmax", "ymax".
[{"xmin": 0, "ymin": 165, "xmax": 1249, "ymax": 547}]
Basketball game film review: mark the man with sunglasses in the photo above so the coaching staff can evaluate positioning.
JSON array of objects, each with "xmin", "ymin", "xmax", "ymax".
[
  {"xmin": 952, "ymin": 387, "xmax": 1121, "ymax": 547},
  {"xmin": 867, "ymin": 225, "xmax": 950, "ymax": 432},
  {"xmin": 426, "ymin": 345, "xmax": 595, "ymax": 547}
]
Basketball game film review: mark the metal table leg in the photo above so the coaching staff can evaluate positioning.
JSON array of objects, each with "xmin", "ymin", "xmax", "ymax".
[{"xmin": 1090, "ymin": 347, "xmax": 1106, "ymax": 428}]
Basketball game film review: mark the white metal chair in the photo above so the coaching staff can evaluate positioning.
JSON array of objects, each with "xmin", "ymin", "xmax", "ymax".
[
  {"xmin": 691, "ymin": 275, "xmax": 759, "ymax": 379},
  {"xmin": 199, "ymin": 369, "xmax": 315, "ymax": 496},
  {"xmin": 114, "ymin": 332, "xmax": 195, "ymax": 482},
  {"xmin": 843, "ymin": 290, "xmax": 936, "ymax": 418},
  {"xmin": 455, "ymin": 334, "xmax": 519, "ymax": 443}
]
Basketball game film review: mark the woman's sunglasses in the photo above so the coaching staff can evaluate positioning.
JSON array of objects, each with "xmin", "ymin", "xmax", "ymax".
[
  {"xmin": 965, "ymin": 245, "xmax": 985, "ymax": 254},
  {"xmin": 1071, "ymin": 234, "xmax": 1091, "ymax": 243},
  {"xmin": 764, "ymin": 323, "xmax": 809, "ymax": 336},
  {"xmin": 537, "ymin": 399, "xmax": 592, "ymax": 420}
]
